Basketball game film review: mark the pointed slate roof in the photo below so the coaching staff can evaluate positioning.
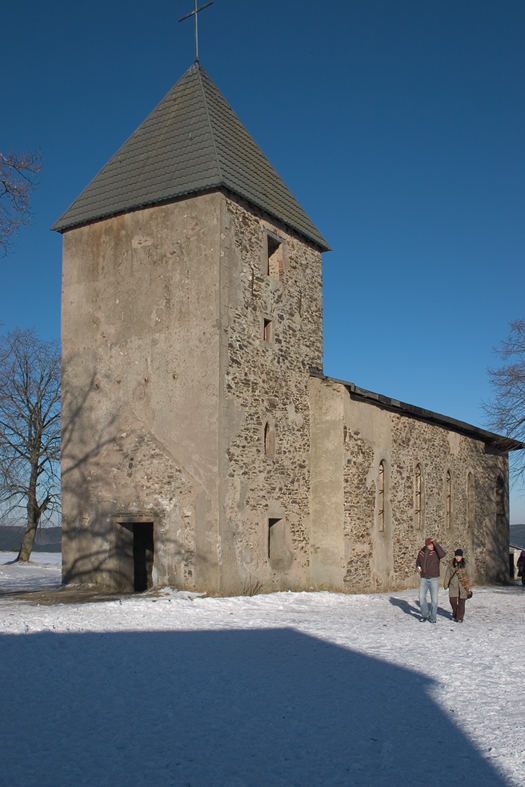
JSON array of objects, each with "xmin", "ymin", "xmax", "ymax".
[{"xmin": 52, "ymin": 63, "xmax": 329, "ymax": 250}]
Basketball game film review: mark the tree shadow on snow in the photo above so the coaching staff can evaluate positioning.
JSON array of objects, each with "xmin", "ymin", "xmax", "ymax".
[{"xmin": 0, "ymin": 628, "xmax": 509, "ymax": 787}]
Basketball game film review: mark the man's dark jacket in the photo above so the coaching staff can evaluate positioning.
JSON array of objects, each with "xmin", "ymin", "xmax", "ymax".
[{"xmin": 416, "ymin": 542, "xmax": 446, "ymax": 578}]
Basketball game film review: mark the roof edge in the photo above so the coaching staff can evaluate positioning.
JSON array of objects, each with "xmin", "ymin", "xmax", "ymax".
[
  {"xmin": 51, "ymin": 185, "xmax": 331, "ymax": 251},
  {"xmin": 309, "ymin": 369, "xmax": 525, "ymax": 452}
]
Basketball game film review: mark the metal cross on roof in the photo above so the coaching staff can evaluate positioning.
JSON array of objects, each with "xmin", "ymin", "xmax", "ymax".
[{"xmin": 178, "ymin": 0, "xmax": 214, "ymax": 63}]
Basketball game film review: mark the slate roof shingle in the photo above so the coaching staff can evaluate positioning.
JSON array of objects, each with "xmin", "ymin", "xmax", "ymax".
[{"xmin": 52, "ymin": 63, "xmax": 330, "ymax": 250}]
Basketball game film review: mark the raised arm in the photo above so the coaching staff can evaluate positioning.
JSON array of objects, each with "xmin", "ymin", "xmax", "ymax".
[{"xmin": 433, "ymin": 541, "xmax": 446, "ymax": 560}]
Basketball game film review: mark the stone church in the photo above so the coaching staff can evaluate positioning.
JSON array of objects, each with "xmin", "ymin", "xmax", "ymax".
[{"xmin": 53, "ymin": 62, "xmax": 522, "ymax": 595}]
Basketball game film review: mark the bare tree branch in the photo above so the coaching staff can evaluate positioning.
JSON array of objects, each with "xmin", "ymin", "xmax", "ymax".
[
  {"xmin": 485, "ymin": 319, "xmax": 525, "ymax": 479},
  {"xmin": 0, "ymin": 329, "xmax": 60, "ymax": 560},
  {"xmin": 0, "ymin": 150, "xmax": 41, "ymax": 253}
]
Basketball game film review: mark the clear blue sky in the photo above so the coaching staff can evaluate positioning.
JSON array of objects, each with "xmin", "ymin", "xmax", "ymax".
[{"xmin": 2, "ymin": 0, "xmax": 524, "ymax": 520}]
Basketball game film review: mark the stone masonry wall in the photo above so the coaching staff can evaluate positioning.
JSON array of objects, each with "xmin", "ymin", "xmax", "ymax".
[
  {"xmin": 341, "ymin": 395, "xmax": 509, "ymax": 591},
  {"xmin": 309, "ymin": 377, "xmax": 509, "ymax": 593},
  {"xmin": 219, "ymin": 195, "xmax": 323, "ymax": 593}
]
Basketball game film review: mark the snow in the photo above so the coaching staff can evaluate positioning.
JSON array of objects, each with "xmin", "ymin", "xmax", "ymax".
[{"xmin": 0, "ymin": 553, "xmax": 524, "ymax": 787}]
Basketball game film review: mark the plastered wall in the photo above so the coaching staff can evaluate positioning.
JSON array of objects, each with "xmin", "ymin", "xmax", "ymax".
[{"xmin": 61, "ymin": 195, "xmax": 223, "ymax": 591}]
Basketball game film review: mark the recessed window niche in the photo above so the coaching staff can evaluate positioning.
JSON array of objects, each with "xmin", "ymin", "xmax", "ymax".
[
  {"xmin": 264, "ymin": 421, "xmax": 275, "ymax": 456},
  {"xmin": 265, "ymin": 232, "xmax": 284, "ymax": 282},
  {"xmin": 263, "ymin": 318, "xmax": 273, "ymax": 343}
]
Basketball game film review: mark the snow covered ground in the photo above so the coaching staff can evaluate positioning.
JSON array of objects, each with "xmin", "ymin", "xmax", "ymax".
[{"xmin": 0, "ymin": 552, "xmax": 524, "ymax": 787}]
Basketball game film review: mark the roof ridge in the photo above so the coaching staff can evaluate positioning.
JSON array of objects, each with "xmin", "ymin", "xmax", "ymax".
[{"xmin": 195, "ymin": 64, "xmax": 224, "ymax": 184}]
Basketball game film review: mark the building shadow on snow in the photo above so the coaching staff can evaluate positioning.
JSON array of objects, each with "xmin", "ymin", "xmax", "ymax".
[{"xmin": 0, "ymin": 628, "xmax": 509, "ymax": 786}]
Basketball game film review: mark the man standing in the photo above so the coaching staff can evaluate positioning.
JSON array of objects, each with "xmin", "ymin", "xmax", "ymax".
[{"xmin": 416, "ymin": 537, "xmax": 446, "ymax": 623}]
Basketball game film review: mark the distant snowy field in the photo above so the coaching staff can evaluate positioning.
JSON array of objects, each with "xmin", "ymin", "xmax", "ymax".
[{"xmin": 0, "ymin": 552, "xmax": 524, "ymax": 787}]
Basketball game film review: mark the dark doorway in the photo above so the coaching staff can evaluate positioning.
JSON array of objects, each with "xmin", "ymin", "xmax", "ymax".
[
  {"xmin": 117, "ymin": 519, "xmax": 155, "ymax": 593},
  {"xmin": 130, "ymin": 523, "xmax": 154, "ymax": 592}
]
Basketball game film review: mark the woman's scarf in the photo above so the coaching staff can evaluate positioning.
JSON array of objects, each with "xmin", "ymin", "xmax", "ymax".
[{"xmin": 454, "ymin": 564, "xmax": 471, "ymax": 595}]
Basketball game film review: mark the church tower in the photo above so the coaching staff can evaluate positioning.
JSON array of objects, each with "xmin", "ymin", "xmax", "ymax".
[
  {"xmin": 54, "ymin": 63, "xmax": 329, "ymax": 594},
  {"xmin": 55, "ymin": 58, "xmax": 519, "ymax": 596}
]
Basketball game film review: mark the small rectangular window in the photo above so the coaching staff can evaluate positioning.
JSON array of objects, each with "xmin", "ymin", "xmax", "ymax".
[
  {"xmin": 267, "ymin": 517, "xmax": 292, "ymax": 571},
  {"xmin": 263, "ymin": 318, "xmax": 272, "ymax": 342}
]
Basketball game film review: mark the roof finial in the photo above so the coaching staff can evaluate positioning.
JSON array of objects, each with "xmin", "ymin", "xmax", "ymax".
[{"xmin": 178, "ymin": 0, "xmax": 214, "ymax": 64}]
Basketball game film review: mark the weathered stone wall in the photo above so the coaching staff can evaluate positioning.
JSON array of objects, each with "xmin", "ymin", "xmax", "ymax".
[
  {"xmin": 61, "ymin": 195, "xmax": 223, "ymax": 592},
  {"xmin": 219, "ymin": 195, "xmax": 323, "ymax": 593},
  {"xmin": 309, "ymin": 377, "xmax": 509, "ymax": 592},
  {"xmin": 60, "ymin": 187, "xmax": 509, "ymax": 597}
]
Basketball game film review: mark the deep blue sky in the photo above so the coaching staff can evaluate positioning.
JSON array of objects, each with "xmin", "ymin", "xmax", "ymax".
[{"xmin": 2, "ymin": 0, "xmax": 524, "ymax": 520}]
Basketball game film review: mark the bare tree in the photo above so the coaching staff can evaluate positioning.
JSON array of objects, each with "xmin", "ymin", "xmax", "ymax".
[
  {"xmin": 0, "ymin": 150, "xmax": 41, "ymax": 252},
  {"xmin": 0, "ymin": 329, "xmax": 60, "ymax": 561},
  {"xmin": 487, "ymin": 319, "xmax": 525, "ymax": 476}
]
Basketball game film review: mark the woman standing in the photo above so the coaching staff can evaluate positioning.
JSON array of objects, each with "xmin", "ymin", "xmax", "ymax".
[
  {"xmin": 517, "ymin": 551, "xmax": 525, "ymax": 586},
  {"xmin": 443, "ymin": 549, "xmax": 472, "ymax": 623}
]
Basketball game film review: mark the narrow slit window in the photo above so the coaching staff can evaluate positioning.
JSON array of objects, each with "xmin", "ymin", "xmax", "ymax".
[
  {"xmin": 266, "ymin": 234, "xmax": 284, "ymax": 281},
  {"xmin": 466, "ymin": 472, "xmax": 474, "ymax": 529},
  {"xmin": 446, "ymin": 470, "xmax": 452, "ymax": 529},
  {"xmin": 263, "ymin": 318, "xmax": 272, "ymax": 342},
  {"xmin": 263, "ymin": 421, "xmax": 275, "ymax": 456},
  {"xmin": 268, "ymin": 517, "xmax": 282, "ymax": 561},
  {"xmin": 496, "ymin": 475, "xmax": 505, "ymax": 532},
  {"xmin": 377, "ymin": 460, "xmax": 385, "ymax": 532},
  {"xmin": 415, "ymin": 464, "xmax": 422, "ymax": 529}
]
